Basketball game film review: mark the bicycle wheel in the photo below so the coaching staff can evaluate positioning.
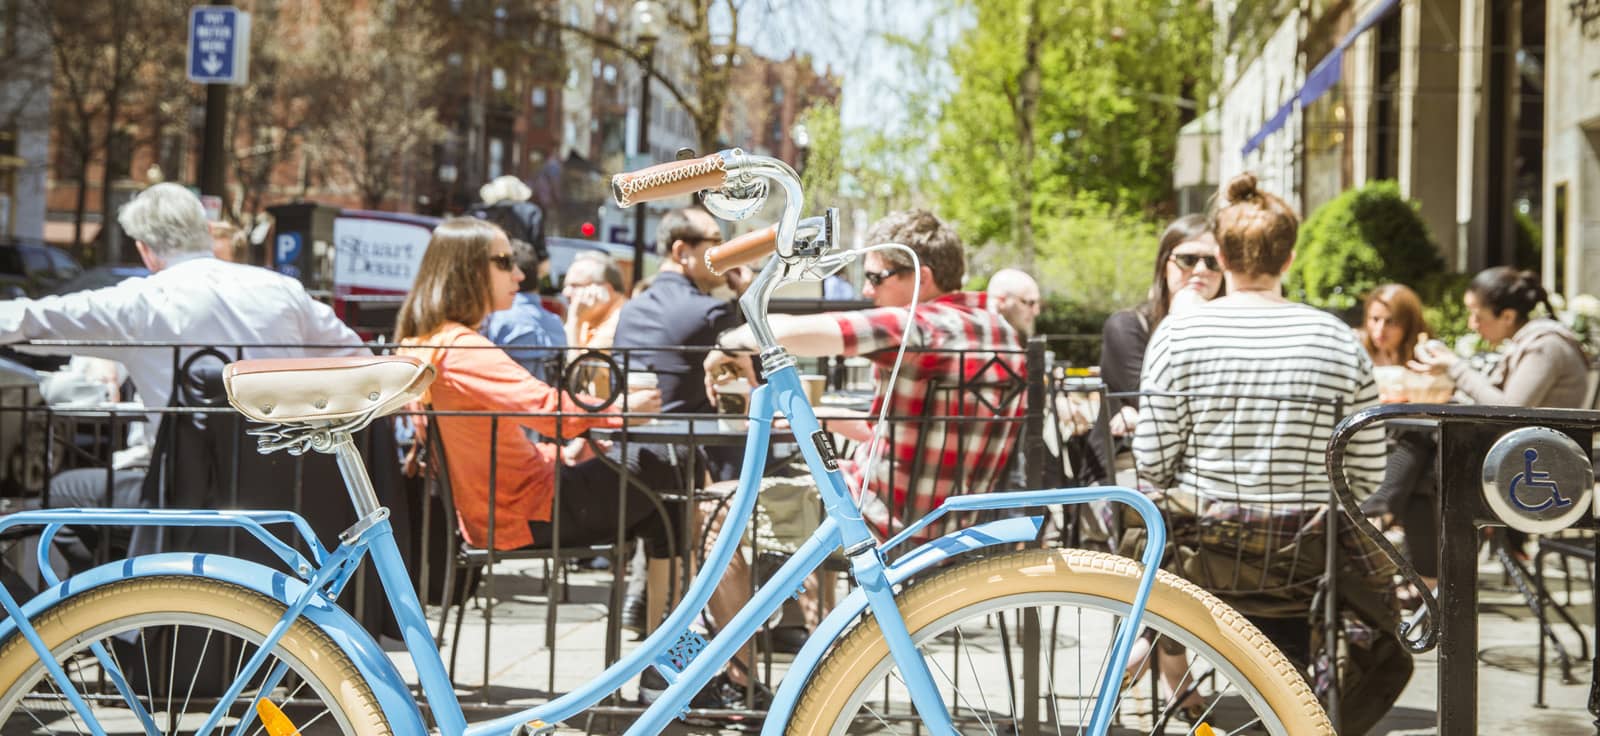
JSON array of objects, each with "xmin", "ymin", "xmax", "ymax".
[
  {"xmin": 0, "ymin": 575, "xmax": 391, "ymax": 735},
  {"xmin": 789, "ymin": 548, "xmax": 1331, "ymax": 735}
]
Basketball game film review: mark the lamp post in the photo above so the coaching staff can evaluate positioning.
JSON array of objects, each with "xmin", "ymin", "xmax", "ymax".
[
  {"xmin": 790, "ymin": 121, "xmax": 811, "ymax": 175},
  {"xmin": 631, "ymin": 0, "xmax": 664, "ymax": 287}
]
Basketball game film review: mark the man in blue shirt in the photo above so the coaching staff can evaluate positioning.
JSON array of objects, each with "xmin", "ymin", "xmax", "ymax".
[{"xmin": 482, "ymin": 239, "xmax": 566, "ymax": 383}]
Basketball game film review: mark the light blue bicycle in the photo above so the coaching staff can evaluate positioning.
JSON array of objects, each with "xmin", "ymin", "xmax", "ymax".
[{"xmin": 0, "ymin": 150, "xmax": 1328, "ymax": 734}]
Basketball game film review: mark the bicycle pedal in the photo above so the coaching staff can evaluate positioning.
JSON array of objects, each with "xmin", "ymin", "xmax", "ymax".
[{"xmin": 512, "ymin": 719, "xmax": 554, "ymax": 736}]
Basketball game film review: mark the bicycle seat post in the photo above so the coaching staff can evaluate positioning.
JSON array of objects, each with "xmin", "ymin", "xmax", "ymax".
[{"xmin": 330, "ymin": 431, "xmax": 383, "ymax": 524}]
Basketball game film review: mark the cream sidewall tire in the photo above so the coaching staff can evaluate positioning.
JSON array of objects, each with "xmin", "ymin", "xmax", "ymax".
[
  {"xmin": 787, "ymin": 548, "xmax": 1331, "ymax": 736},
  {"xmin": 0, "ymin": 576, "xmax": 391, "ymax": 735}
]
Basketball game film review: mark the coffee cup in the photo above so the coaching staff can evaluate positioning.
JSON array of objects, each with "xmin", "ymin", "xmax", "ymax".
[
  {"xmin": 626, "ymin": 371, "xmax": 659, "ymax": 390},
  {"xmin": 715, "ymin": 377, "xmax": 751, "ymax": 432},
  {"xmin": 801, "ymin": 374, "xmax": 827, "ymax": 405}
]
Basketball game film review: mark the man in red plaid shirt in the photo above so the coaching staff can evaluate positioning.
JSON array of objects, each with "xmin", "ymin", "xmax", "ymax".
[{"xmin": 706, "ymin": 209, "xmax": 1026, "ymax": 532}]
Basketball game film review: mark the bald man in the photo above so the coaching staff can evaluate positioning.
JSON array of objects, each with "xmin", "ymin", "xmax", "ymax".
[{"xmin": 987, "ymin": 268, "xmax": 1042, "ymax": 338}]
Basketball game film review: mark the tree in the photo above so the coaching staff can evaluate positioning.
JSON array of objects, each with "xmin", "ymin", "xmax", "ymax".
[
  {"xmin": 35, "ymin": 0, "xmax": 189, "ymax": 259},
  {"xmin": 225, "ymin": 0, "xmax": 347, "ymax": 228},
  {"xmin": 306, "ymin": 4, "xmax": 447, "ymax": 210},
  {"xmin": 1287, "ymin": 180, "xmax": 1443, "ymax": 313},
  {"xmin": 934, "ymin": 0, "xmax": 1214, "ymax": 269}
]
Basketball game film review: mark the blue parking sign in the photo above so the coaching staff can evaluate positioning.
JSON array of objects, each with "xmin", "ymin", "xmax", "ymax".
[{"xmin": 187, "ymin": 6, "xmax": 251, "ymax": 85}]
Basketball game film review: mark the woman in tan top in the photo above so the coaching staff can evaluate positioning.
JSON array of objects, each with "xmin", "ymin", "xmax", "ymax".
[{"xmin": 1412, "ymin": 267, "xmax": 1589, "ymax": 407}]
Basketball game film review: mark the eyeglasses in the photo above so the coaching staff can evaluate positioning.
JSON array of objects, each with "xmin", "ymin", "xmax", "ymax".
[
  {"xmin": 1170, "ymin": 253, "xmax": 1220, "ymax": 271},
  {"xmin": 488, "ymin": 254, "xmax": 516, "ymax": 272},
  {"xmin": 864, "ymin": 266, "xmax": 910, "ymax": 287}
]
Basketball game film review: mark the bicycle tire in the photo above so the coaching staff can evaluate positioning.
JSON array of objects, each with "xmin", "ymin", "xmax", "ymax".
[
  {"xmin": 0, "ymin": 575, "xmax": 391, "ymax": 735},
  {"xmin": 787, "ymin": 548, "xmax": 1331, "ymax": 735}
]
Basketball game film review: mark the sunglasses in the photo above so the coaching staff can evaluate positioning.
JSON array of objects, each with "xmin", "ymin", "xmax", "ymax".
[
  {"xmin": 1170, "ymin": 253, "xmax": 1220, "ymax": 271},
  {"xmin": 488, "ymin": 253, "xmax": 516, "ymax": 272},
  {"xmin": 864, "ymin": 266, "xmax": 910, "ymax": 287}
]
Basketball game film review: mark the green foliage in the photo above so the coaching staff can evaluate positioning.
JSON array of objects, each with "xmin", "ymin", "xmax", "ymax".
[
  {"xmin": 1037, "ymin": 299, "xmax": 1115, "ymax": 367},
  {"xmin": 1286, "ymin": 180, "xmax": 1443, "ymax": 313},
  {"xmin": 1418, "ymin": 272, "xmax": 1472, "ymax": 345},
  {"xmin": 934, "ymin": 0, "xmax": 1216, "ymax": 259},
  {"xmin": 1032, "ymin": 197, "xmax": 1160, "ymax": 307},
  {"xmin": 1514, "ymin": 210, "xmax": 1542, "ymax": 270},
  {"xmin": 798, "ymin": 102, "xmax": 843, "ymax": 212}
]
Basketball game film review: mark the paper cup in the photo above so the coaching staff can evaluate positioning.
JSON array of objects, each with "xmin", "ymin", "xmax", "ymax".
[
  {"xmin": 715, "ymin": 378, "xmax": 751, "ymax": 432},
  {"xmin": 626, "ymin": 371, "xmax": 659, "ymax": 390},
  {"xmin": 801, "ymin": 374, "xmax": 827, "ymax": 405}
]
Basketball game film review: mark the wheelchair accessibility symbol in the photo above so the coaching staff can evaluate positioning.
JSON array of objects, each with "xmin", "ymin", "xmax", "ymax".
[
  {"xmin": 1482, "ymin": 426, "xmax": 1593, "ymax": 534},
  {"xmin": 1507, "ymin": 448, "xmax": 1576, "ymax": 512}
]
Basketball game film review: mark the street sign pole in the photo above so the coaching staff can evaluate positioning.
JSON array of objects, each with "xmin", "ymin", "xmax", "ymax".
[
  {"xmin": 199, "ymin": 81, "xmax": 229, "ymax": 198},
  {"xmin": 187, "ymin": 4, "xmax": 250, "ymax": 199}
]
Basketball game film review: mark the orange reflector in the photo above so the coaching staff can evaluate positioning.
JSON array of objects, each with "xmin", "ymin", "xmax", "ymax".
[
  {"xmin": 256, "ymin": 699, "xmax": 301, "ymax": 735},
  {"xmin": 1194, "ymin": 724, "xmax": 1217, "ymax": 736}
]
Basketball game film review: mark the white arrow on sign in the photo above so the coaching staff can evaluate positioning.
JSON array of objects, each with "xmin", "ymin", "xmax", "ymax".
[{"xmin": 203, "ymin": 54, "xmax": 223, "ymax": 75}]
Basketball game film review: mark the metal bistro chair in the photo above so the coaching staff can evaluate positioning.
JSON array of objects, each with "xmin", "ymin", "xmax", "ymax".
[
  {"xmin": 1114, "ymin": 389, "xmax": 1405, "ymax": 732},
  {"xmin": 422, "ymin": 409, "xmax": 615, "ymax": 691}
]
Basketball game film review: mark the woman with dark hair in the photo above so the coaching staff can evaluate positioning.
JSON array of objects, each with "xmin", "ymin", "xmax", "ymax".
[
  {"xmin": 1412, "ymin": 266, "xmax": 1588, "ymax": 406},
  {"xmin": 394, "ymin": 217, "xmax": 666, "ymax": 553},
  {"xmin": 1091, "ymin": 216, "xmax": 1225, "ymax": 479}
]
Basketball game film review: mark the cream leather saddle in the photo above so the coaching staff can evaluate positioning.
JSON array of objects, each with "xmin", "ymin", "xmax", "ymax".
[{"xmin": 222, "ymin": 355, "xmax": 435, "ymax": 426}]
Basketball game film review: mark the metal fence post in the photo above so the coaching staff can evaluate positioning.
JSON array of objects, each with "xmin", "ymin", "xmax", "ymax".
[{"xmin": 1020, "ymin": 336, "xmax": 1047, "ymax": 736}]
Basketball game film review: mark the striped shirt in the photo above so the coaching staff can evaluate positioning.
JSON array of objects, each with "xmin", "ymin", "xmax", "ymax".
[{"xmin": 1132, "ymin": 301, "xmax": 1386, "ymax": 505}]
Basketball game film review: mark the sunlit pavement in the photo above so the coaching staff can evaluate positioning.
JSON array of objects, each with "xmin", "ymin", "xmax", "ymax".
[{"xmin": 411, "ymin": 556, "xmax": 1597, "ymax": 734}]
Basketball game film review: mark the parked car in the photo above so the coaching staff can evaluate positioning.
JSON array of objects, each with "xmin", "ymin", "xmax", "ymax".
[
  {"xmin": 0, "ymin": 240, "xmax": 84, "ymax": 298},
  {"xmin": 46, "ymin": 266, "xmax": 150, "ymax": 296}
]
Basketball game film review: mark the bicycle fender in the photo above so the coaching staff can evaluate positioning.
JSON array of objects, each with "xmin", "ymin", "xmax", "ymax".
[
  {"xmin": 760, "ymin": 514, "xmax": 1042, "ymax": 735},
  {"xmin": 0, "ymin": 553, "xmax": 428, "ymax": 733}
]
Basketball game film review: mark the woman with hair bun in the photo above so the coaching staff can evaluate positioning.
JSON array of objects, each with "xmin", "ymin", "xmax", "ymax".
[
  {"xmin": 1411, "ymin": 266, "xmax": 1589, "ymax": 406},
  {"xmin": 1129, "ymin": 173, "xmax": 1405, "ymax": 731}
]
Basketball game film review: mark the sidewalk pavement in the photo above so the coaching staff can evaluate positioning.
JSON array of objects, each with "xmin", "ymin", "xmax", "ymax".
[{"xmin": 398, "ymin": 555, "xmax": 1597, "ymax": 735}]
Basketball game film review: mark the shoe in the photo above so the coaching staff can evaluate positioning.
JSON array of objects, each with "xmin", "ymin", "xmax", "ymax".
[
  {"xmin": 619, "ymin": 595, "xmax": 645, "ymax": 637},
  {"xmin": 636, "ymin": 666, "xmax": 668, "ymax": 704},
  {"xmin": 759, "ymin": 625, "xmax": 808, "ymax": 656},
  {"xmin": 635, "ymin": 668, "xmax": 771, "ymax": 724}
]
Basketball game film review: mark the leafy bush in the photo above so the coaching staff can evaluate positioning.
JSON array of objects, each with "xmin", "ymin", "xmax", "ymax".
[
  {"xmin": 1418, "ymin": 271, "xmax": 1471, "ymax": 345},
  {"xmin": 1037, "ymin": 299, "xmax": 1115, "ymax": 367},
  {"xmin": 1286, "ymin": 181, "xmax": 1444, "ymax": 315}
]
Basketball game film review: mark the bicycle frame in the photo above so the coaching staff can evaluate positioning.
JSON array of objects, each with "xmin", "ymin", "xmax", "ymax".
[
  {"xmin": 0, "ymin": 378, "xmax": 1169, "ymax": 736},
  {"xmin": 0, "ymin": 148, "xmax": 1171, "ymax": 735}
]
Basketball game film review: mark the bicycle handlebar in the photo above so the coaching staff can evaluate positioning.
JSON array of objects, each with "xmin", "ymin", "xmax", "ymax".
[
  {"xmin": 611, "ymin": 153, "xmax": 730, "ymax": 208},
  {"xmin": 705, "ymin": 224, "xmax": 778, "ymax": 275}
]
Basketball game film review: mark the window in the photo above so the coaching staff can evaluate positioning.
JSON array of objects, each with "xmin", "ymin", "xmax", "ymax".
[
  {"xmin": 531, "ymin": 87, "xmax": 548, "ymax": 117},
  {"xmin": 488, "ymin": 138, "xmax": 505, "ymax": 179},
  {"xmin": 492, "ymin": 68, "xmax": 507, "ymax": 91},
  {"xmin": 772, "ymin": 85, "xmax": 784, "ymax": 104},
  {"xmin": 106, "ymin": 129, "xmax": 133, "ymax": 181}
]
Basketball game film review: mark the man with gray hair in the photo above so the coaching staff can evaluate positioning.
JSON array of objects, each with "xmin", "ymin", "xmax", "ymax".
[
  {"xmin": 563, "ymin": 251, "xmax": 627, "ymax": 352},
  {"xmin": 987, "ymin": 268, "xmax": 1042, "ymax": 338},
  {"xmin": 0, "ymin": 182, "xmax": 365, "ymax": 412},
  {"xmin": 0, "ymin": 183, "xmax": 371, "ymax": 585}
]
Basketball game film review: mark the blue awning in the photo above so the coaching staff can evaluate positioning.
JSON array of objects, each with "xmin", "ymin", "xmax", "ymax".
[{"xmin": 1240, "ymin": 0, "xmax": 1399, "ymax": 157}]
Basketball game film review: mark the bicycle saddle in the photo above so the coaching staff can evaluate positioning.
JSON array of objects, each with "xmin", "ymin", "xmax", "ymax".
[{"xmin": 222, "ymin": 355, "xmax": 435, "ymax": 425}]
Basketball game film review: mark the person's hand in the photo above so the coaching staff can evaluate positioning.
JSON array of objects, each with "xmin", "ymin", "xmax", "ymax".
[
  {"xmin": 1407, "ymin": 341, "xmax": 1455, "ymax": 374},
  {"xmin": 562, "ymin": 437, "xmax": 610, "ymax": 465},
  {"xmin": 724, "ymin": 266, "xmax": 753, "ymax": 296},
  {"xmin": 622, "ymin": 387, "xmax": 660, "ymax": 425},
  {"xmin": 565, "ymin": 284, "xmax": 607, "ymax": 320},
  {"xmin": 1109, "ymin": 405, "xmax": 1139, "ymax": 437},
  {"xmin": 702, "ymin": 349, "xmax": 756, "ymax": 401}
]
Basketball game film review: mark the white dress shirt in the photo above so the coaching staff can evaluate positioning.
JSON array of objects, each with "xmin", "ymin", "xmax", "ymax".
[{"xmin": 0, "ymin": 255, "xmax": 368, "ymax": 416}]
